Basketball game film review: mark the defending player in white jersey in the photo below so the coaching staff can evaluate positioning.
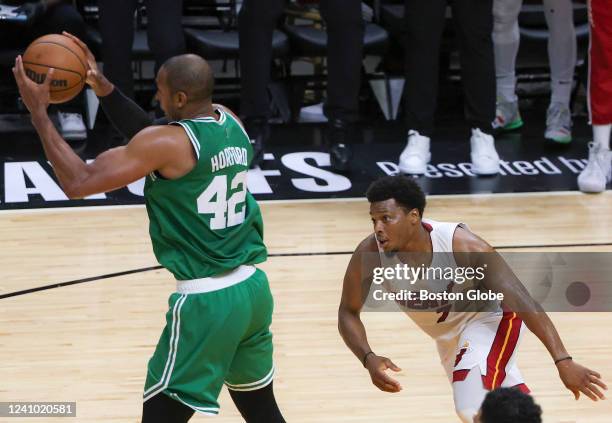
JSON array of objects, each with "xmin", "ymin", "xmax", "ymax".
[{"xmin": 338, "ymin": 176, "xmax": 607, "ymax": 422}]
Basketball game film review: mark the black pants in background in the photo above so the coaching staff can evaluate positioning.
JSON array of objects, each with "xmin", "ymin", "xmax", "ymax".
[
  {"xmin": 4, "ymin": 3, "xmax": 86, "ymax": 47},
  {"xmin": 238, "ymin": 0, "xmax": 364, "ymax": 123},
  {"xmin": 404, "ymin": 0, "xmax": 495, "ymax": 136},
  {"xmin": 3, "ymin": 4, "xmax": 87, "ymax": 110},
  {"xmin": 97, "ymin": 0, "xmax": 185, "ymax": 99}
]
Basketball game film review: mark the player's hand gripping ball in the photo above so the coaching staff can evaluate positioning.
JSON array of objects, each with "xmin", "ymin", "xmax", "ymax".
[{"xmin": 21, "ymin": 33, "xmax": 87, "ymax": 104}]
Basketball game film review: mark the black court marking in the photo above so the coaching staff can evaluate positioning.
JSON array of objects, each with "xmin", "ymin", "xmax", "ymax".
[
  {"xmin": 0, "ymin": 266, "xmax": 162, "ymax": 299},
  {"xmin": 1, "ymin": 241, "xmax": 611, "ymax": 299}
]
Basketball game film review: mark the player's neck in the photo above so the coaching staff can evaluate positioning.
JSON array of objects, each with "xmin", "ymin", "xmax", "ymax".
[
  {"xmin": 400, "ymin": 225, "xmax": 432, "ymax": 253},
  {"xmin": 181, "ymin": 103, "xmax": 217, "ymax": 121}
]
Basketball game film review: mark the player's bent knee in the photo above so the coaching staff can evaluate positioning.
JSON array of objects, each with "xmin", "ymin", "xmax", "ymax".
[{"xmin": 453, "ymin": 366, "xmax": 488, "ymax": 423}]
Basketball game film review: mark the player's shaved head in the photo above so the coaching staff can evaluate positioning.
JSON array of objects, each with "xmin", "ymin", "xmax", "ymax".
[{"xmin": 160, "ymin": 54, "xmax": 214, "ymax": 103}]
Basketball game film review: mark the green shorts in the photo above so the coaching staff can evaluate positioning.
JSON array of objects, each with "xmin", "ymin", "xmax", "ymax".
[{"xmin": 143, "ymin": 266, "xmax": 274, "ymax": 415}]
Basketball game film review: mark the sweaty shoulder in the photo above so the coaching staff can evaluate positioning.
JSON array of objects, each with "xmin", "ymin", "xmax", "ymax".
[
  {"xmin": 130, "ymin": 125, "xmax": 186, "ymax": 148},
  {"xmin": 452, "ymin": 226, "xmax": 494, "ymax": 253},
  {"xmin": 355, "ymin": 233, "xmax": 379, "ymax": 254},
  {"xmin": 129, "ymin": 125, "xmax": 195, "ymax": 178}
]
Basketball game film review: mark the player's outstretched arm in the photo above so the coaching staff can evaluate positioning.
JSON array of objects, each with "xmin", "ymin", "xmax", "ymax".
[
  {"xmin": 338, "ymin": 236, "xmax": 402, "ymax": 393},
  {"xmin": 13, "ymin": 54, "xmax": 190, "ymax": 199},
  {"xmin": 51, "ymin": 126, "xmax": 185, "ymax": 198},
  {"xmin": 62, "ymin": 31, "xmax": 155, "ymax": 139},
  {"xmin": 453, "ymin": 227, "xmax": 608, "ymax": 402}
]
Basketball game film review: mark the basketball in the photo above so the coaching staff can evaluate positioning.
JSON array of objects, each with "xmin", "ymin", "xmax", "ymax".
[{"xmin": 22, "ymin": 34, "xmax": 87, "ymax": 104}]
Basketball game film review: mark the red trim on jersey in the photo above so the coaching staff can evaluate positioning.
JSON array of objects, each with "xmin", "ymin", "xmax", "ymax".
[
  {"xmin": 497, "ymin": 318, "xmax": 522, "ymax": 387},
  {"xmin": 421, "ymin": 222, "xmax": 433, "ymax": 232},
  {"xmin": 514, "ymin": 383, "xmax": 531, "ymax": 394},
  {"xmin": 452, "ymin": 369, "xmax": 470, "ymax": 382},
  {"xmin": 453, "ymin": 371, "xmax": 531, "ymax": 395},
  {"xmin": 482, "ymin": 312, "xmax": 523, "ymax": 389},
  {"xmin": 454, "ymin": 347, "xmax": 468, "ymax": 367},
  {"xmin": 483, "ymin": 312, "xmax": 512, "ymax": 386}
]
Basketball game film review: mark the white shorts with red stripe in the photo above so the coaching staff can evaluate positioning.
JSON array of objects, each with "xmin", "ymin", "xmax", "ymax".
[{"xmin": 436, "ymin": 311, "xmax": 529, "ymax": 393}]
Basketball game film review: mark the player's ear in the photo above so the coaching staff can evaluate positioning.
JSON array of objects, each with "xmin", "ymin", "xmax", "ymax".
[
  {"xmin": 176, "ymin": 91, "xmax": 188, "ymax": 108},
  {"xmin": 409, "ymin": 208, "xmax": 420, "ymax": 221}
]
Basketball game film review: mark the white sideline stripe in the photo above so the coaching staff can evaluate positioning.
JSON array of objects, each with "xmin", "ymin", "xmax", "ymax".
[
  {"xmin": 143, "ymin": 295, "xmax": 187, "ymax": 400},
  {"xmin": 258, "ymin": 190, "xmax": 605, "ymax": 204},
  {"xmin": 0, "ymin": 204, "xmax": 145, "ymax": 214},
  {"xmin": 1, "ymin": 191, "xmax": 606, "ymax": 215},
  {"xmin": 225, "ymin": 366, "xmax": 275, "ymax": 389}
]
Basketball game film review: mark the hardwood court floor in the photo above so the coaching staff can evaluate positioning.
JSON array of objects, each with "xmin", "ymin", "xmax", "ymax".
[{"xmin": 1, "ymin": 192, "xmax": 611, "ymax": 422}]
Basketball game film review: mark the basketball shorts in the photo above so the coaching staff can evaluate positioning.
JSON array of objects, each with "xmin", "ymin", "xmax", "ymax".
[
  {"xmin": 143, "ymin": 265, "xmax": 275, "ymax": 415},
  {"xmin": 437, "ymin": 311, "xmax": 529, "ymax": 392}
]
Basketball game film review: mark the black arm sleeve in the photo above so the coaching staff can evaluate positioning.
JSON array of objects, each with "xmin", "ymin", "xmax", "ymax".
[{"xmin": 98, "ymin": 88, "xmax": 155, "ymax": 139}]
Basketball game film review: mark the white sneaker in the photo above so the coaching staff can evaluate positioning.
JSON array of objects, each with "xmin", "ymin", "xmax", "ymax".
[
  {"xmin": 399, "ymin": 130, "xmax": 431, "ymax": 174},
  {"xmin": 298, "ymin": 102, "xmax": 328, "ymax": 123},
  {"xmin": 493, "ymin": 100, "xmax": 523, "ymax": 131},
  {"xmin": 57, "ymin": 112, "xmax": 87, "ymax": 141},
  {"xmin": 470, "ymin": 128, "xmax": 500, "ymax": 175},
  {"xmin": 545, "ymin": 102, "xmax": 572, "ymax": 144},
  {"xmin": 577, "ymin": 143, "xmax": 611, "ymax": 193}
]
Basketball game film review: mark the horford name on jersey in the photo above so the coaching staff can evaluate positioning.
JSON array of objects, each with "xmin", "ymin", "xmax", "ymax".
[{"xmin": 211, "ymin": 147, "xmax": 249, "ymax": 172}]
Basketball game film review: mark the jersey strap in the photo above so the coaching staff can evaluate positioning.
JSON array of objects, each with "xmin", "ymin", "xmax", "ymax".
[{"xmin": 172, "ymin": 120, "xmax": 202, "ymax": 159}]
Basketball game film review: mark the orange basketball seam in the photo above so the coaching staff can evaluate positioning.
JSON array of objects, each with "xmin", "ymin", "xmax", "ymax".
[{"xmin": 28, "ymin": 40, "xmax": 87, "ymax": 74}]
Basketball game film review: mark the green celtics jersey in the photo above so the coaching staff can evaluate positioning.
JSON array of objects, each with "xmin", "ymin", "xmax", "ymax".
[{"xmin": 144, "ymin": 108, "xmax": 267, "ymax": 280}]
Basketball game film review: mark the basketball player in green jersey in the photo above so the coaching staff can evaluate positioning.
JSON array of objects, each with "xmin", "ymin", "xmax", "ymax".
[{"xmin": 13, "ymin": 42, "xmax": 286, "ymax": 422}]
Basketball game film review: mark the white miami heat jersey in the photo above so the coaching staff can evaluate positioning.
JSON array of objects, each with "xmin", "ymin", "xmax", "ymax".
[{"xmin": 376, "ymin": 219, "xmax": 501, "ymax": 341}]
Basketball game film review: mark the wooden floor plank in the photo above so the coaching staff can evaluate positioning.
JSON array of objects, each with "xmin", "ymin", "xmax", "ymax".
[{"xmin": 1, "ymin": 192, "xmax": 611, "ymax": 421}]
